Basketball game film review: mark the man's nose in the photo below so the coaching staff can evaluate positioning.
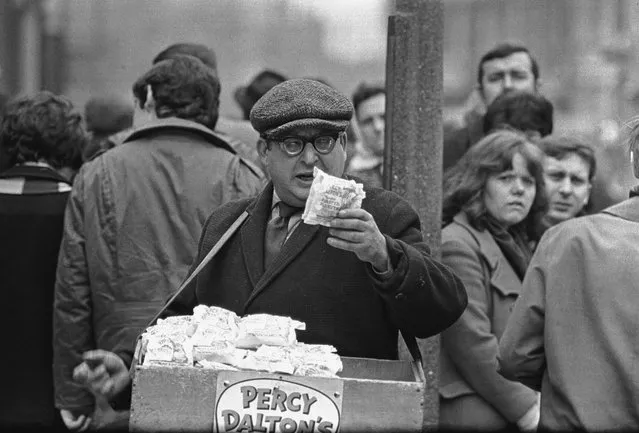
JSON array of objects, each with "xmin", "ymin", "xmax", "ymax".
[
  {"xmin": 502, "ymin": 74, "xmax": 514, "ymax": 90},
  {"xmin": 559, "ymin": 178, "xmax": 573, "ymax": 195},
  {"xmin": 301, "ymin": 142, "xmax": 319, "ymax": 164}
]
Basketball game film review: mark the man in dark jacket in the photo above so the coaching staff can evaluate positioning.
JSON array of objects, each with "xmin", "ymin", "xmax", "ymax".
[
  {"xmin": 53, "ymin": 55, "xmax": 265, "ymax": 430},
  {"xmin": 0, "ymin": 91, "xmax": 85, "ymax": 430},
  {"xmin": 71, "ymin": 80, "xmax": 468, "ymax": 413},
  {"xmin": 444, "ymin": 43, "xmax": 541, "ymax": 170}
]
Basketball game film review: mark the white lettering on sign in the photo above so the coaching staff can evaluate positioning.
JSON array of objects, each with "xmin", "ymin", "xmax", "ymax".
[{"xmin": 215, "ymin": 378, "xmax": 341, "ymax": 433}]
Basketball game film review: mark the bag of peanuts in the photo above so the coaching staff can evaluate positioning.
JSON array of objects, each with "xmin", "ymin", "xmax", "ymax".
[{"xmin": 302, "ymin": 167, "xmax": 366, "ymax": 227}]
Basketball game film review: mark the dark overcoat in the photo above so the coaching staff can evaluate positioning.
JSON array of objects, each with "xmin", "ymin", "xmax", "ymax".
[
  {"xmin": 0, "ymin": 165, "xmax": 70, "ymax": 428},
  {"xmin": 159, "ymin": 182, "xmax": 468, "ymax": 361}
]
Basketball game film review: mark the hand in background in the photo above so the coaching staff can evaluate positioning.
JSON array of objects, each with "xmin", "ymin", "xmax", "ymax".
[
  {"xmin": 73, "ymin": 349, "xmax": 131, "ymax": 401},
  {"xmin": 516, "ymin": 398, "xmax": 540, "ymax": 432},
  {"xmin": 60, "ymin": 409, "xmax": 91, "ymax": 432}
]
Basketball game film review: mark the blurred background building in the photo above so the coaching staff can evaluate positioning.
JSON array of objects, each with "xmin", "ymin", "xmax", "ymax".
[{"xmin": 1, "ymin": 0, "xmax": 638, "ymax": 137}]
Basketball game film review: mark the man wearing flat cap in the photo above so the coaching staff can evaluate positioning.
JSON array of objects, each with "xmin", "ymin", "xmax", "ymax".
[{"xmin": 72, "ymin": 80, "xmax": 468, "ymax": 405}]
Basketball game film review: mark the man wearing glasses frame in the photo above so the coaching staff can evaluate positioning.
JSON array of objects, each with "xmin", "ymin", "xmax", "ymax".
[
  {"xmin": 265, "ymin": 133, "xmax": 344, "ymax": 157},
  {"xmin": 71, "ymin": 79, "xmax": 467, "ymax": 406}
]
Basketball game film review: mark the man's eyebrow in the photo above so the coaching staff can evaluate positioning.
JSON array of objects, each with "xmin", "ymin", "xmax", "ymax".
[{"xmin": 570, "ymin": 173, "xmax": 588, "ymax": 180}]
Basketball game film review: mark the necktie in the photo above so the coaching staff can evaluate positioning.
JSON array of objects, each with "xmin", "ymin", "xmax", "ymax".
[{"xmin": 264, "ymin": 202, "xmax": 302, "ymax": 269}]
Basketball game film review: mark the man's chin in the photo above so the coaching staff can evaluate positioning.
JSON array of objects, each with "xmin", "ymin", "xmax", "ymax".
[
  {"xmin": 546, "ymin": 210, "xmax": 573, "ymax": 225},
  {"xmin": 287, "ymin": 186, "xmax": 310, "ymax": 206}
]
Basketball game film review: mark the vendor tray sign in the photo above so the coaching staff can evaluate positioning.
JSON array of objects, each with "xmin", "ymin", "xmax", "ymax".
[{"xmin": 214, "ymin": 374, "xmax": 342, "ymax": 433}]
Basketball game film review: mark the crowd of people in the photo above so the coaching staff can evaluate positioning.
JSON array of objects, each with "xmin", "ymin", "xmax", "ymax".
[{"xmin": 1, "ymin": 39, "xmax": 638, "ymax": 432}]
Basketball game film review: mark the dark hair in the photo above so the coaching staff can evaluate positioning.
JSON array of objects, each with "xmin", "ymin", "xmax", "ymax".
[
  {"xmin": 352, "ymin": 82, "xmax": 385, "ymax": 116},
  {"xmin": 443, "ymin": 130, "xmax": 547, "ymax": 238},
  {"xmin": 132, "ymin": 54, "xmax": 221, "ymax": 130},
  {"xmin": 152, "ymin": 42, "xmax": 217, "ymax": 71},
  {"xmin": 235, "ymin": 70, "xmax": 288, "ymax": 120},
  {"xmin": 483, "ymin": 90, "xmax": 554, "ymax": 138},
  {"xmin": 84, "ymin": 96, "xmax": 133, "ymax": 135},
  {"xmin": 477, "ymin": 43, "xmax": 539, "ymax": 86},
  {"xmin": 0, "ymin": 91, "xmax": 86, "ymax": 170},
  {"xmin": 537, "ymin": 135, "xmax": 596, "ymax": 181}
]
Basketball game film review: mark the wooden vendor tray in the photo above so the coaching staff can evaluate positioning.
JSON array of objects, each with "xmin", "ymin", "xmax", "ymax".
[{"xmin": 129, "ymin": 340, "xmax": 425, "ymax": 433}]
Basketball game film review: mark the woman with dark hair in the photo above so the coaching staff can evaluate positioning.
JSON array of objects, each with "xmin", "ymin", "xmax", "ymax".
[{"xmin": 438, "ymin": 130, "xmax": 546, "ymax": 431}]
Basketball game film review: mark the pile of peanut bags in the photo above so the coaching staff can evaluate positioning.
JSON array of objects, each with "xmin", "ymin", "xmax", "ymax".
[{"xmin": 141, "ymin": 305, "xmax": 342, "ymax": 378}]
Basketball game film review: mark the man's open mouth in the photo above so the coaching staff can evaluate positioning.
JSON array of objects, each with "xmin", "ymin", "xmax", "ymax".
[{"xmin": 296, "ymin": 173, "xmax": 314, "ymax": 181}]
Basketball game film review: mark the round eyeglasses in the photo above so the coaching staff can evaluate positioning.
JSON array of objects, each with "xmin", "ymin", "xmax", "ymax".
[{"xmin": 269, "ymin": 134, "xmax": 340, "ymax": 156}]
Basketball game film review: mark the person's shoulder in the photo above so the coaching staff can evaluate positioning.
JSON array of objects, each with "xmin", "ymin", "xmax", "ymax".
[
  {"xmin": 361, "ymin": 184, "xmax": 406, "ymax": 211},
  {"xmin": 235, "ymin": 154, "xmax": 266, "ymax": 181},
  {"xmin": 125, "ymin": 118, "xmax": 238, "ymax": 153},
  {"xmin": 216, "ymin": 196, "xmax": 254, "ymax": 213},
  {"xmin": 536, "ymin": 214, "xmax": 606, "ymax": 255},
  {"xmin": 108, "ymin": 128, "xmax": 134, "ymax": 147},
  {"xmin": 442, "ymin": 214, "xmax": 481, "ymax": 247},
  {"xmin": 201, "ymin": 197, "xmax": 255, "ymax": 237},
  {"xmin": 442, "ymin": 218, "xmax": 469, "ymax": 238},
  {"xmin": 544, "ymin": 213, "xmax": 604, "ymax": 238},
  {"xmin": 76, "ymin": 150, "xmax": 107, "ymax": 179},
  {"xmin": 208, "ymin": 197, "xmax": 254, "ymax": 221}
]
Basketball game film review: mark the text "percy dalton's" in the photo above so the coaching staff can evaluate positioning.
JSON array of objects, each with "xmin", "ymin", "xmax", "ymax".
[{"xmin": 220, "ymin": 385, "xmax": 337, "ymax": 433}]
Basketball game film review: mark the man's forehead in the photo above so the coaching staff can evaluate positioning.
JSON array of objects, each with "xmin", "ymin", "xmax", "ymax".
[
  {"xmin": 482, "ymin": 52, "xmax": 533, "ymax": 74},
  {"xmin": 544, "ymin": 154, "xmax": 591, "ymax": 173}
]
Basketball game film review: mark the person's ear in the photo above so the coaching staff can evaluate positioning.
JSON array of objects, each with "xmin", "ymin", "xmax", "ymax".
[
  {"xmin": 132, "ymin": 89, "xmax": 157, "ymax": 129},
  {"xmin": 257, "ymin": 138, "xmax": 269, "ymax": 166},
  {"xmin": 142, "ymin": 85, "xmax": 156, "ymax": 112},
  {"xmin": 534, "ymin": 79, "xmax": 542, "ymax": 94},
  {"xmin": 474, "ymin": 83, "xmax": 487, "ymax": 104}
]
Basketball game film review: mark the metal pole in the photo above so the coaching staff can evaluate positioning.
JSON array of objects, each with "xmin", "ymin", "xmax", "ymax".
[{"xmin": 386, "ymin": 0, "xmax": 443, "ymax": 429}]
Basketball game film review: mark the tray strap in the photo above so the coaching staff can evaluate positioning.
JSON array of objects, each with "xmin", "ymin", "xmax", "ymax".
[
  {"xmin": 140, "ymin": 209, "xmax": 426, "ymax": 383},
  {"xmin": 145, "ymin": 211, "xmax": 250, "ymax": 328}
]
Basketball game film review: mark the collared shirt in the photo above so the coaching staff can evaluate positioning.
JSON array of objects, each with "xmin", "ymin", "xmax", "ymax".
[{"xmin": 270, "ymin": 191, "xmax": 303, "ymax": 243}]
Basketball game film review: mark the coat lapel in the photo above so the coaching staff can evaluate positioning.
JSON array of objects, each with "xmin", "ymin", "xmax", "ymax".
[
  {"xmin": 244, "ymin": 215, "xmax": 320, "ymax": 308},
  {"xmin": 240, "ymin": 184, "xmax": 273, "ymax": 288},
  {"xmin": 453, "ymin": 213, "xmax": 502, "ymax": 268},
  {"xmin": 452, "ymin": 213, "xmax": 521, "ymax": 292}
]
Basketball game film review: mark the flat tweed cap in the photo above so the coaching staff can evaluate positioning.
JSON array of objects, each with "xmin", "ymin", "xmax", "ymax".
[{"xmin": 250, "ymin": 78, "xmax": 353, "ymax": 138}]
